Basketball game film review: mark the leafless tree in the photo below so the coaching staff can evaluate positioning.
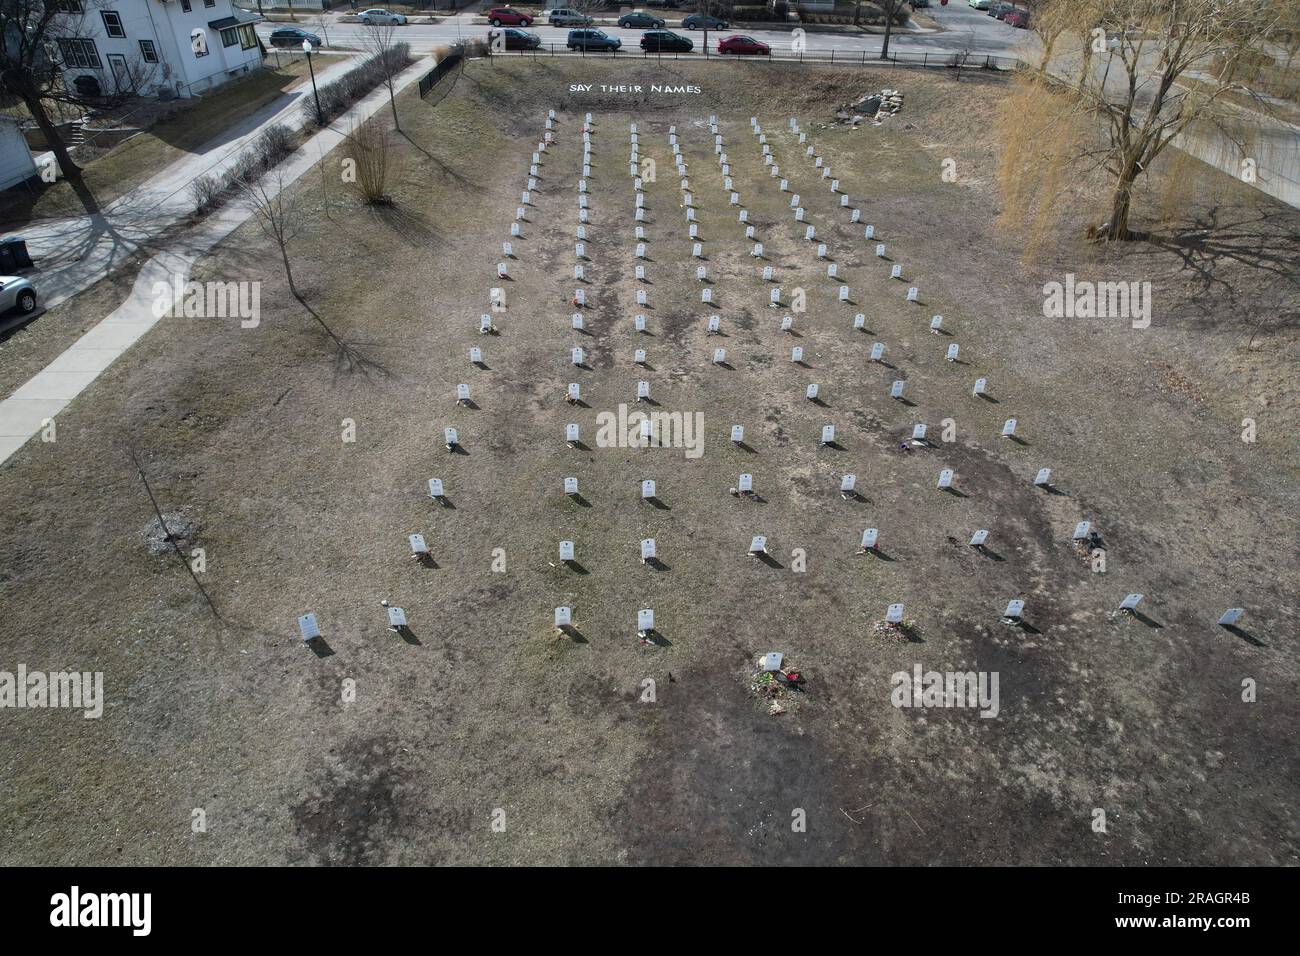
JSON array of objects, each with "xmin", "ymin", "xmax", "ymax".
[{"xmin": 359, "ymin": 20, "xmax": 403, "ymax": 131}]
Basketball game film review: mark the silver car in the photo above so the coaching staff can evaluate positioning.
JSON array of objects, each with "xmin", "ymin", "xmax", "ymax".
[
  {"xmin": 359, "ymin": 8, "xmax": 407, "ymax": 25},
  {"xmin": 0, "ymin": 275, "xmax": 37, "ymax": 315}
]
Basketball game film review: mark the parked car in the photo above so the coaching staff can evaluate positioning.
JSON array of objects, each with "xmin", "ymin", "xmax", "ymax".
[
  {"xmin": 0, "ymin": 276, "xmax": 37, "ymax": 315},
  {"xmin": 681, "ymin": 14, "xmax": 728, "ymax": 29},
  {"xmin": 911, "ymin": 0, "xmax": 930, "ymax": 7},
  {"xmin": 644, "ymin": 0, "xmax": 679, "ymax": 6},
  {"xmin": 717, "ymin": 34, "xmax": 769, "ymax": 55},
  {"xmin": 358, "ymin": 8, "xmax": 407, "ymax": 25},
  {"xmin": 640, "ymin": 29, "xmax": 693, "ymax": 52},
  {"xmin": 269, "ymin": 27, "xmax": 322, "ymax": 49},
  {"xmin": 488, "ymin": 27, "xmax": 541, "ymax": 50},
  {"xmin": 1003, "ymin": 9, "xmax": 1030, "ymax": 27},
  {"xmin": 567, "ymin": 28, "xmax": 622, "ymax": 50},
  {"xmin": 968, "ymin": 0, "xmax": 991, "ymax": 8},
  {"xmin": 487, "ymin": 7, "xmax": 534, "ymax": 26},
  {"xmin": 618, "ymin": 11, "xmax": 665, "ymax": 29},
  {"xmin": 989, "ymin": 2, "xmax": 1016, "ymax": 16},
  {"xmin": 550, "ymin": 8, "xmax": 594, "ymax": 26}
]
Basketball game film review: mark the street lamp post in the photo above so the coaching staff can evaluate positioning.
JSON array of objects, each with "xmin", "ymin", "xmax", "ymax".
[{"xmin": 303, "ymin": 39, "xmax": 323, "ymax": 126}]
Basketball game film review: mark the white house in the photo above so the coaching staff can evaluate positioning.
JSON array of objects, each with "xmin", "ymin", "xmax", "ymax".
[
  {"xmin": 0, "ymin": 118, "xmax": 40, "ymax": 191},
  {"xmin": 54, "ymin": 0, "xmax": 264, "ymax": 99}
]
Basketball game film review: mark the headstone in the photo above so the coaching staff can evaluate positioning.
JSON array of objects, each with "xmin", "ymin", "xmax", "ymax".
[
  {"xmin": 641, "ymin": 538, "xmax": 656, "ymax": 562},
  {"xmin": 566, "ymin": 423, "xmax": 579, "ymax": 445},
  {"xmin": 973, "ymin": 378, "xmax": 988, "ymax": 397},
  {"xmin": 821, "ymin": 425, "xmax": 836, "ymax": 445},
  {"xmin": 387, "ymin": 606, "xmax": 407, "ymax": 629},
  {"xmin": 970, "ymin": 530, "xmax": 989, "ymax": 548},
  {"xmin": 502, "ymin": 241, "xmax": 513, "ymax": 257},
  {"xmin": 298, "ymin": 613, "xmax": 321, "ymax": 643},
  {"xmin": 748, "ymin": 536, "xmax": 768, "ymax": 556},
  {"xmin": 444, "ymin": 427, "xmax": 458, "ymax": 449},
  {"xmin": 575, "ymin": 242, "xmax": 586, "ymax": 259},
  {"xmin": 564, "ymin": 476, "xmax": 579, "ymax": 496},
  {"xmin": 838, "ymin": 286, "xmax": 850, "ymax": 302},
  {"xmin": 831, "ymin": 179, "xmax": 840, "ymax": 192},
  {"xmin": 635, "ymin": 314, "xmax": 647, "ymax": 332},
  {"xmin": 840, "ymin": 474, "xmax": 857, "ymax": 496},
  {"xmin": 763, "ymin": 266, "xmax": 775, "ymax": 281},
  {"xmin": 479, "ymin": 315, "xmax": 493, "ymax": 334},
  {"xmin": 637, "ymin": 380, "xmax": 650, "ymax": 401},
  {"xmin": 947, "ymin": 344, "xmax": 960, "ymax": 362},
  {"xmin": 696, "ymin": 266, "xmax": 707, "ymax": 281},
  {"xmin": 693, "ymin": 242, "xmax": 703, "ymax": 258},
  {"xmin": 861, "ymin": 529, "xmax": 879, "ymax": 551},
  {"xmin": 865, "ymin": 225, "xmax": 875, "ymax": 240},
  {"xmin": 738, "ymin": 473, "xmax": 753, "ymax": 494},
  {"xmin": 1034, "ymin": 468, "xmax": 1051, "ymax": 487},
  {"xmin": 906, "ymin": 287, "xmax": 919, "ymax": 302},
  {"xmin": 511, "ymin": 222, "xmax": 520, "ymax": 237},
  {"xmin": 791, "ymin": 346, "xmax": 803, "ymax": 363},
  {"xmin": 456, "ymin": 383, "xmax": 470, "ymax": 404},
  {"xmin": 854, "ymin": 314, "xmax": 866, "ymax": 330},
  {"xmin": 806, "ymin": 384, "xmax": 820, "ymax": 401},
  {"xmin": 1072, "ymin": 521, "xmax": 1091, "ymax": 541},
  {"xmin": 574, "ymin": 264, "xmax": 585, "ymax": 281},
  {"xmin": 752, "ymin": 243, "xmax": 764, "ymax": 258},
  {"xmin": 817, "ymin": 243, "xmax": 828, "ymax": 258},
  {"xmin": 851, "ymin": 209, "xmax": 861, "ymax": 223},
  {"xmin": 1218, "ymin": 608, "xmax": 1245, "ymax": 626},
  {"xmin": 641, "ymin": 479, "xmax": 656, "ymax": 500},
  {"xmin": 702, "ymin": 288, "xmax": 713, "ymax": 303},
  {"xmin": 781, "ymin": 316, "xmax": 793, "ymax": 333},
  {"xmin": 890, "ymin": 264, "xmax": 902, "ymax": 279},
  {"xmin": 1003, "ymin": 600, "xmax": 1025, "ymax": 621},
  {"xmin": 572, "ymin": 347, "xmax": 584, "ymax": 366},
  {"xmin": 931, "ymin": 315, "xmax": 944, "ymax": 332},
  {"xmin": 712, "ymin": 348, "xmax": 726, "ymax": 364},
  {"xmin": 636, "ymin": 289, "xmax": 648, "ymax": 306},
  {"xmin": 567, "ymin": 382, "xmax": 581, "ymax": 402},
  {"xmin": 912, "ymin": 423, "xmax": 927, "ymax": 443},
  {"xmin": 638, "ymin": 608, "xmax": 655, "ymax": 635},
  {"xmin": 555, "ymin": 606, "xmax": 572, "ymax": 629},
  {"xmin": 707, "ymin": 315, "xmax": 721, "ymax": 334},
  {"xmin": 731, "ymin": 424, "xmax": 745, "ymax": 444},
  {"xmin": 572, "ymin": 314, "xmax": 584, "ymax": 331},
  {"xmin": 469, "ymin": 347, "xmax": 482, "ymax": 364},
  {"xmin": 871, "ymin": 343, "xmax": 885, "ymax": 362},
  {"xmin": 1002, "ymin": 419, "xmax": 1017, "ymax": 438},
  {"xmin": 559, "ymin": 540, "xmax": 575, "ymax": 562},
  {"xmin": 575, "ymin": 288, "xmax": 586, "ymax": 306},
  {"xmin": 886, "ymin": 603, "xmax": 904, "ymax": 624},
  {"xmin": 1119, "ymin": 593, "xmax": 1143, "ymax": 612},
  {"xmin": 634, "ymin": 348, "xmax": 647, "ymax": 365},
  {"xmin": 937, "ymin": 469, "xmax": 954, "ymax": 489}
]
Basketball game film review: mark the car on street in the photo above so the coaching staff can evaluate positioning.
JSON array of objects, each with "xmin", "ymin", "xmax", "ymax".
[
  {"xmin": 640, "ymin": 29, "xmax": 693, "ymax": 52},
  {"xmin": 549, "ymin": 8, "xmax": 595, "ymax": 26},
  {"xmin": 618, "ymin": 11, "xmax": 666, "ymax": 29},
  {"xmin": 488, "ymin": 27, "xmax": 542, "ymax": 50},
  {"xmin": 0, "ymin": 276, "xmax": 38, "ymax": 316},
  {"xmin": 717, "ymin": 34, "xmax": 769, "ymax": 55},
  {"xmin": 269, "ymin": 27, "xmax": 322, "ymax": 48},
  {"xmin": 989, "ymin": 2, "xmax": 1016, "ymax": 16},
  {"xmin": 487, "ymin": 7, "xmax": 534, "ymax": 26},
  {"xmin": 968, "ymin": 0, "xmax": 991, "ymax": 8},
  {"xmin": 567, "ymin": 28, "xmax": 622, "ymax": 50},
  {"xmin": 358, "ymin": 8, "xmax": 407, "ymax": 25},
  {"xmin": 1003, "ymin": 9, "xmax": 1030, "ymax": 26},
  {"xmin": 681, "ymin": 14, "xmax": 728, "ymax": 29}
]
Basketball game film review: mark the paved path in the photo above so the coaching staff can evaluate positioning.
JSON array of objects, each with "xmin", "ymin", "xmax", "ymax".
[{"xmin": 0, "ymin": 55, "xmax": 437, "ymax": 466}]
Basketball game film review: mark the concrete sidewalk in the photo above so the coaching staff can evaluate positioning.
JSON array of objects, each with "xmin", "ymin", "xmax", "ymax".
[
  {"xmin": 0, "ymin": 54, "xmax": 438, "ymax": 467},
  {"xmin": 0, "ymin": 53, "xmax": 366, "ymax": 313}
]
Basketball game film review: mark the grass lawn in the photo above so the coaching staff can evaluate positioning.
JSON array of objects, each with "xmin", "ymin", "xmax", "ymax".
[{"xmin": 0, "ymin": 58, "xmax": 1294, "ymax": 865}]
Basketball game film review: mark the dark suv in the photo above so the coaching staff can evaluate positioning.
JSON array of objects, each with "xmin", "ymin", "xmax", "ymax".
[
  {"xmin": 640, "ymin": 30, "xmax": 693, "ymax": 52},
  {"xmin": 566, "ymin": 29, "xmax": 622, "ymax": 51}
]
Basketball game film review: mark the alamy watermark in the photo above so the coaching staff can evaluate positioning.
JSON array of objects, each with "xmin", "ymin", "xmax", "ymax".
[
  {"xmin": 0, "ymin": 666, "xmax": 103, "ymax": 718},
  {"xmin": 1042, "ymin": 273, "xmax": 1151, "ymax": 329},
  {"xmin": 594, "ymin": 404, "xmax": 704, "ymax": 459},
  {"xmin": 152, "ymin": 276, "xmax": 261, "ymax": 328},
  {"xmin": 891, "ymin": 664, "xmax": 999, "ymax": 718}
]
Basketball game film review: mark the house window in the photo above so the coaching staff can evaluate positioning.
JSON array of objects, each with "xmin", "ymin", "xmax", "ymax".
[
  {"xmin": 57, "ymin": 38, "xmax": 102, "ymax": 70},
  {"xmin": 54, "ymin": 0, "xmax": 84, "ymax": 12},
  {"xmin": 239, "ymin": 25, "xmax": 258, "ymax": 50},
  {"xmin": 181, "ymin": 0, "xmax": 191, "ymax": 11},
  {"xmin": 204, "ymin": 0, "xmax": 216, "ymax": 6},
  {"xmin": 220, "ymin": 27, "xmax": 238, "ymax": 48},
  {"xmin": 139, "ymin": 39, "xmax": 158, "ymax": 63},
  {"xmin": 100, "ymin": 11, "xmax": 125, "ymax": 38}
]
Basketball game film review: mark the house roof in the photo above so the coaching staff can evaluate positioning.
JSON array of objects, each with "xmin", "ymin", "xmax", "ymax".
[{"xmin": 208, "ymin": 11, "xmax": 262, "ymax": 30}]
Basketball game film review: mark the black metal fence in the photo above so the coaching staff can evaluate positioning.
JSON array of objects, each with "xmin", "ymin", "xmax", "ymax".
[
  {"xmin": 488, "ymin": 46, "xmax": 1023, "ymax": 71},
  {"xmin": 418, "ymin": 51, "xmax": 464, "ymax": 97}
]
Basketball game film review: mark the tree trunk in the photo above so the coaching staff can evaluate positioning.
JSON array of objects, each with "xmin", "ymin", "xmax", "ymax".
[
  {"xmin": 880, "ymin": 5, "xmax": 895, "ymax": 60},
  {"xmin": 388, "ymin": 79, "xmax": 400, "ymax": 132},
  {"xmin": 20, "ymin": 86, "xmax": 80, "ymax": 182}
]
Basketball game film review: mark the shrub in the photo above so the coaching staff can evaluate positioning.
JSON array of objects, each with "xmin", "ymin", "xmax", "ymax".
[{"xmin": 302, "ymin": 43, "xmax": 414, "ymax": 127}]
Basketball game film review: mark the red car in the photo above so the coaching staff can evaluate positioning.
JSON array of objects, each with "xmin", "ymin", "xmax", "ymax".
[
  {"xmin": 487, "ymin": 7, "xmax": 534, "ymax": 26},
  {"xmin": 717, "ymin": 34, "xmax": 770, "ymax": 55},
  {"xmin": 1003, "ymin": 10, "xmax": 1030, "ymax": 27}
]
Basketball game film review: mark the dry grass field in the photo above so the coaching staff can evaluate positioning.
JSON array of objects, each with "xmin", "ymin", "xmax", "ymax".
[{"xmin": 0, "ymin": 58, "xmax": 1295, "ymax": 865}]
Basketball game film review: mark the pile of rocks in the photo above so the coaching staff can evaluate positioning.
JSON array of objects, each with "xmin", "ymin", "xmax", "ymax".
[{"xmin": 836, "ymin": 88, "xmax": 906, "ymax": 126}]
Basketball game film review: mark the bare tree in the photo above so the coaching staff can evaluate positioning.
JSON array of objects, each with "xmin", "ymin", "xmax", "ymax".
[
  {"xmin": 359, "ymin": 19, "xmax": 403, "ymax": 131},
  {"xmin": 0, "ymin": 0, "xmax": 156, "ymax": 206},
  {"xmin": 999, "ymin": 0, "xmax": 1289, "ymax": 242},
  {"xmin": 344, "ymin": 119, "xmax": 402, "ymax": 205},
  {"xmin": 878, "ymin": 0, "xmax": 910, "ymax": 61}
]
